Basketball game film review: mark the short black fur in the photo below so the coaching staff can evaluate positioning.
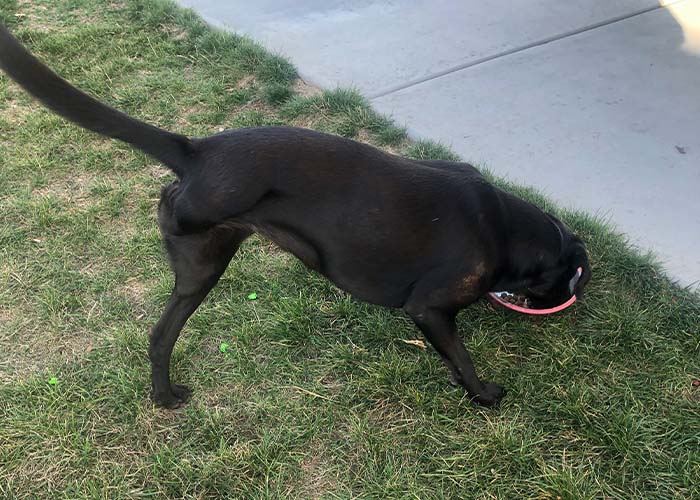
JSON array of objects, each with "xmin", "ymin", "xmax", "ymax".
[{"xmin": 0, "ymin": 24, "xmax": 591, "ymax": 408}]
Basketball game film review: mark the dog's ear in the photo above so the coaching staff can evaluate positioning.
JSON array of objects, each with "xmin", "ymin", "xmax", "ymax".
[
  {"xmin": 567, "ymin": 240, "xmax": 591, "ymax": 298},
  {"xmin": 568, "ymin": 268, "xmax": 582, "ymax": 296}
]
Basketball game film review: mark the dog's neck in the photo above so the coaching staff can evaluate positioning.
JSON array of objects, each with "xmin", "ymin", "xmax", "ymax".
[
  {"xmin": 544, "ymin": 213, "xmax": 565, "ymax": 258},
  {"xmin": 492, "ymin": 190, "xmax": 564, "ymax": 289},
  {"xmin": 502, "ymin": 192, "xmax": 561, "ymax": 250}
]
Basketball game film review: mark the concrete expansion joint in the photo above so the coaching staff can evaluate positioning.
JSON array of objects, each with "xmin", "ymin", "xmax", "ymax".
[{"xmin": 369, "ymin": 0, "xmax": 689, "ymax": 100}]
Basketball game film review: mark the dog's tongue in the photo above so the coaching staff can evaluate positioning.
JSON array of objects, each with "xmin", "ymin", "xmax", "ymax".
[{"xmin": 568, "ymin": 267, "xmax": 583, "ymax": 295}]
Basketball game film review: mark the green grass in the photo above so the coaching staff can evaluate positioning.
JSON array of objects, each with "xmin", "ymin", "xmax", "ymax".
[{"xmin": 1, "ymin": 1, "xmax": 699, "ymax": 498}]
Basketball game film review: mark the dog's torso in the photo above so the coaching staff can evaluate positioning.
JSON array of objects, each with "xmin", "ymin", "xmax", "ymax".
[{"xmin": 170, "ymin": 128, "xmax": 507, "ymax": 307}]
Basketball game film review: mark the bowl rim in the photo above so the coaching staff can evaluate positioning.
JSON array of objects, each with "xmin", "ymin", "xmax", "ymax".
[
  {"xmin": 488, "ymin": 291, "xmax": 577, "ymax": 315},
  {"xmin": 487, "ymin": 267, "xmax": 582, "ymax": 315}
]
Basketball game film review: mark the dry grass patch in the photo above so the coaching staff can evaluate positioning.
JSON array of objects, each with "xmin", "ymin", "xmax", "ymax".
[
  {"xmin": 293, "ymin": 78, "xmax": 322, "ymax": 98},
  {"xmin": 0, "ymin": 313, "xmax": 97, "ymax": 383},
  {"xmin": 296, "ymin": 446, "xmax": 337, "ymax": 500}
]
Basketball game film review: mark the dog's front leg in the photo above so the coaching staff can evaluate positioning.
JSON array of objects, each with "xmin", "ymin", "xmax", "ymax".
[{"xmin": 403, "ymin": 303, "xmax": 505, "ymax": 407}]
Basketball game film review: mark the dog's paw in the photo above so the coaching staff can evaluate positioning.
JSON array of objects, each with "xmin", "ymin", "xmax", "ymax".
[
  {"xmin": 472, "ymin": 382, "xmax": 506, "ymax": 407},
  {"xmin": 153, "ymin": 384, "xmax": 192, "ymax": 409}
]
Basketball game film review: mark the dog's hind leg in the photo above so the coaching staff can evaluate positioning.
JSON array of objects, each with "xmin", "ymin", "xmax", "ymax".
[{"xmin": 149, "ymin": 197, "xmax": 251, "ymax": 408}]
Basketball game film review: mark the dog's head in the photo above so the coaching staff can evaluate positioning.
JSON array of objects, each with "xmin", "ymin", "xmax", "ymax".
[
  {"xmin": 525, "ymin": 237, "xmax": 591, "ymax": 308},
  {"xmin": 520, "ymin": 217, "xmax": 592, "ymax": 308}
]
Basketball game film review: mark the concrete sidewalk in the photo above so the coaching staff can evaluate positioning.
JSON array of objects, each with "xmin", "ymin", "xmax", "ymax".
[{"xmin": 178, "ymin": 0, "xmax": 700, "ymax": 289}]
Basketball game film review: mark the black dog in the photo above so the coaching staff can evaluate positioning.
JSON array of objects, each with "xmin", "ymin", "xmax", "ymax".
[{"xmin": 1, "ymin": 25, "xmax": 591, "ymax": 408}]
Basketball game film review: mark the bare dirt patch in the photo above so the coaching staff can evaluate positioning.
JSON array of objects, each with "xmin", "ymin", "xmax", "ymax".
[
  {"xmin": 121, "ymin": 277, "xmax": 150, "ymax": 318},
  {"xmin": 296, "ymin": 445, "xmax": 336, "ymax": 500},
  {"xmin": 0, "ymin": 310, "xmax": 97, "ymax": 383},
  {"xmin": 163, "ymin": 24, "xmax": 188, "ymax": 41},
  {"xmin": 235, "ymin": 75, "xmax": 257, "ymax": 90},
  {"xmin": 32, "ymin": 173, "xmax": 99, "ymax": 209},
  {"xmin": 15, "ymin": 0, "xmax": 52, "ymax": 32},
  {"xmin": 293, "ymin": 79, "xmax": 322, "ymax": 98},
  {"xmin": 174, "ymin": 103, "xmax": 207, "ymax": 130}
]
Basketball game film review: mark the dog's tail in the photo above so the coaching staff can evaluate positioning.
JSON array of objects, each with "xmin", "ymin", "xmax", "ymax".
[{"xmin": 0, "ymin": 24, "xmax": 193, "ymax": 177}]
